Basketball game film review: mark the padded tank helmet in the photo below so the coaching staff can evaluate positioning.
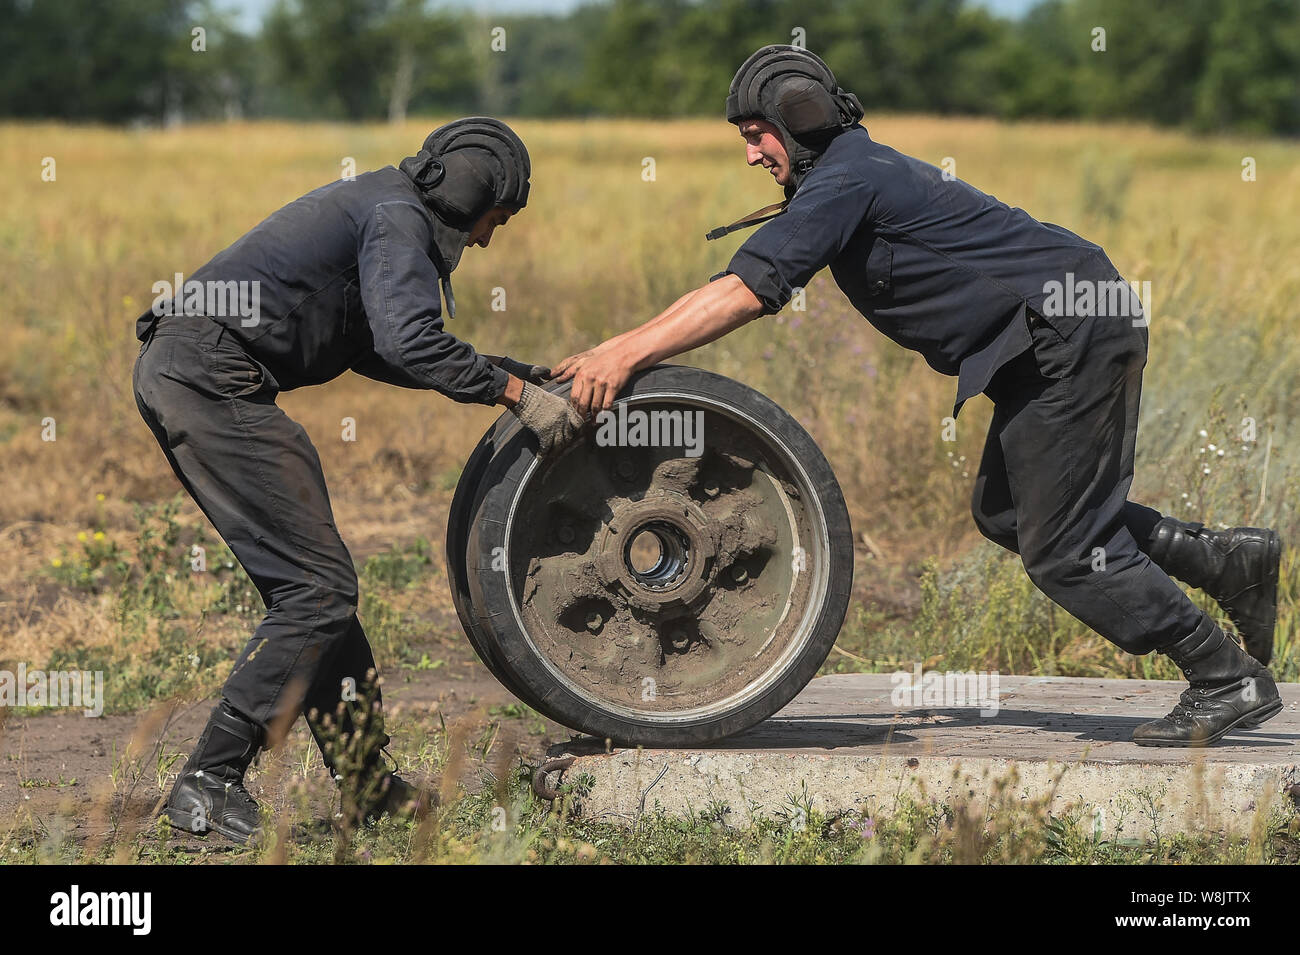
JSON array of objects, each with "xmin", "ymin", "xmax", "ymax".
[
  {"xmin": 398, "ymin": 117, "xmax": 531, "ymax": 314},
  {"xmin": 726, "ymin": 45, "xmax": 863, "ymax": 194},
  {"xmin": 401, "ymin": 116, "xmax": 530, "ymax": 227}
]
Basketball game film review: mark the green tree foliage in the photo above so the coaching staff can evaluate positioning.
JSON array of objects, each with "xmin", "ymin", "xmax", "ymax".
[
  {"xmin": 261, "ymin": 0, "xmax": 477, "ymax": 119},
  {"xmin": 0, "ymin": 0, "xmax": 1296, "ymax": 134},
  {"xmin": 1194, "ymin": 0, "xmax": 1300, "ymax": 134},
  {"xmin": 0, "ymin": 0, "xmax": 209, "ymax": 122}
]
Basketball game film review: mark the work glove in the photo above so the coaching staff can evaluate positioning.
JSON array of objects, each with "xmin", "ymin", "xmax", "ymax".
[
  {"xmin": 510, "ymin": 381, "xmax": 585, "ymax": 457},
  {"xmin": 486, "ymin": 354, "xmax": 551, "ymax": 386}
]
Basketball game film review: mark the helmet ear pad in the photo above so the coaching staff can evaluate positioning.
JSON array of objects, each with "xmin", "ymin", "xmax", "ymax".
[
  {"xmin": 774, "ymin": 77, "xmax": 842, "ymax": 143},
  {"xmin": 433, "ymin": 149, "xmax": 499, "ymax": 227}
]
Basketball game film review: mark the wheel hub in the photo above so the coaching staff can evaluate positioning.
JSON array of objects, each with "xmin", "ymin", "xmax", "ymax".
[
  {"xmin": 449, "ymin": 369, "xmax": 853, "ymax": 743},
  {"xmin": 593, "ymin": 493, "xmax": 717, "ymax": 613}
]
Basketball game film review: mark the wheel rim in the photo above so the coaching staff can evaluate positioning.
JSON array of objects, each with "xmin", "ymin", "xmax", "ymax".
[{"xmin": 500, "ymin": 392, "xmax": 832, "ymax": 724}]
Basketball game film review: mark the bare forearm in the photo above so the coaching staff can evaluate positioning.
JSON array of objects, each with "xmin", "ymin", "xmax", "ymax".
[
  {"xmin": 621, "ymin": 275, "xmax": 762, "ymax": 369},
  {"xmin": 600, "ymin": 287, "xmax": 703, "ymax": 350},
  {"xmin": 553, "ymin": 274, "xmax": 764, "ymax": 418}
]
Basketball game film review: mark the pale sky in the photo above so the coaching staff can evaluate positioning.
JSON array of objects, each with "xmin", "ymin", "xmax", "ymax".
[{"xmin": 226, "ymin": 0, "xmax": 1043, "ymax": 31}]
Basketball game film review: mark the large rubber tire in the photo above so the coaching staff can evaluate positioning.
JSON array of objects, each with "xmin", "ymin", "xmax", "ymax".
[
  {"xmin": 449, "ymin": 365, "xmax": 853, "ymax": 746},
  {"xmin": 445, "ymin": 409, "xmax": 551, "ymax": 711}
]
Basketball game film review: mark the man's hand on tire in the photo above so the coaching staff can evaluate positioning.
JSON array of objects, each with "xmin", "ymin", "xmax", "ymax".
[
  {"xmin": 509, "ymin": 381, "xmax": 585, "ymax": 456},
  {"xmin": 485, "ymin": 354, "xmax": 551, "ymax": 385},
  {"xmin": 551, "ymin": 342, "xmax": 637, "ymax": 420}
]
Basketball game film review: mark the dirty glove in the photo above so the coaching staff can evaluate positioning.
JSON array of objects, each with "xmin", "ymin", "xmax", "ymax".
[
  {"xmin": 510, "ymin": 381, "xmax": 585, "ymax": 457},
  {"xmin": 486, "ymin": 354, "xmax": 550, "ymax": 386}
]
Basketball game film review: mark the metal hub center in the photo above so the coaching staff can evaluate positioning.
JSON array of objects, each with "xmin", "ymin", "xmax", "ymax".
[
  {"xmin": 593, "ymin": 492, "xmax": 717, "ymax": 613},
  {"xmin": 623, "ymin": 520, "xmax": 691, "ymax": 591}
]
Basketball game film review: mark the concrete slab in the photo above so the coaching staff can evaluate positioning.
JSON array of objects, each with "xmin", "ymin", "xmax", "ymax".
[{"xmin": 547, "ymin": 675, "xmax": 1300, "ymax": 839}]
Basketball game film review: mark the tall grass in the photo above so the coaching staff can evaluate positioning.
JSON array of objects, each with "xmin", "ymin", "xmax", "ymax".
[{"xmin": 1, "ymin": 115, "xmax": 1298, "ymax": 684}]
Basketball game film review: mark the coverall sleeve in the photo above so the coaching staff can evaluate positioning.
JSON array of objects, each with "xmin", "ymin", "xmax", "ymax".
[
  {"xmin": 723, "ymin": 166, "xmax": 874, "ymax": 314},
  {"xmin": 352, "ymin": 200, "xmax": 507, "ymax": 403}
]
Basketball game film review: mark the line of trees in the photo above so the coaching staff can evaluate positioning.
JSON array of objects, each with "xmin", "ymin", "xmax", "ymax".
[{"xmin": 1, "ymin": 0, "xmax": 1297, "ymax": 133}]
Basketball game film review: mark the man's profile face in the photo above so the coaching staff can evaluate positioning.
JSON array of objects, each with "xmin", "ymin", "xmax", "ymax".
[
  {"xmin": 738, "ymin": 119, "xmax": 791, "ymax": 186},
  {"xmin": 467, "ymin": 206, "xmax": 514, "ymax": 249}
]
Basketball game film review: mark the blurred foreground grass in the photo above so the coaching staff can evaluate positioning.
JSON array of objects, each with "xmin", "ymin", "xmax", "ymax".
[{"xmin": 6, "ymin": 688, "xmax": 1297, "ymax": 865}]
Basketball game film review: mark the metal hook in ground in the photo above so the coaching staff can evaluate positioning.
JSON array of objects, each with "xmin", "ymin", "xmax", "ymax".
[{"xmin": 532, "ymin": 755, "xmax": 576, "ymax": 800}]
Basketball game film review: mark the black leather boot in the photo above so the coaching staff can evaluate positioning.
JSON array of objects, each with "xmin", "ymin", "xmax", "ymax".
[
  {"xmin": 309, "ymin": 702, "xmax": 428, "ymax": 828},
  {"xmin": 164, "ymin": 699, "xmax": 265, "ymax": 845},
  {"xmin": 327, "ymin": 735, "xmax": 431, "ymax": 828},
  {"xmin": 1146, "ymin": 517, "xmax": 1281, "ymax": 665},
  {"xmin": 1132, "ymin": 616, "xmax": 1283, "ymax": 747},
  {"xmin": 345, "ymin": 757, "xmax": 430, "ymax": 827}
]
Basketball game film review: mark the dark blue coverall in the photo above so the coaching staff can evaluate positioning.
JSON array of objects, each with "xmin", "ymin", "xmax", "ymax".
[
  {"xmin": 132, "ymin": 166, "xmax": 507, "ymax": 751},
  {"xmin": 721, "ymin": 125, "xmax": 1204, "ymax": 654}
]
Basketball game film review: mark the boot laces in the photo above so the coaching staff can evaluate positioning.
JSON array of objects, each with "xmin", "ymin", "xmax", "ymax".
[
  {"xmin": 221, "ymin": 779, "xmax": 259, "ymax": 812},
  {"xmin": 1163, "ymin": 687, "xmax": 1209, "ymax": 724},
  {"xmin": 333, "ymin": 745, "xmax": 405, "ymax": 823}
]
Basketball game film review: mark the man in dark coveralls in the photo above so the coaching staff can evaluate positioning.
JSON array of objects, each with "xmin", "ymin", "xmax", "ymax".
[
  {"xmin": 133, "ymin": 118, "xmax": 581, "ymax": 844},
  {"xmin": 555, "ymin": 46, "xmax": 1283, "ymax": 747}
]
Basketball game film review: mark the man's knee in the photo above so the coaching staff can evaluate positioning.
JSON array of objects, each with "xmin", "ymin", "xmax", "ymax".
[
  {"xmin": 1019, "ymin": 541, "xmax": 1088, "ymax": 597},
  {"xmin": 280, "ymin": 573, "xmax": 358, "ymax": 629},
  {"xmin": 320, "ymin": 576, "xmax": 359, "ymax": 625}
]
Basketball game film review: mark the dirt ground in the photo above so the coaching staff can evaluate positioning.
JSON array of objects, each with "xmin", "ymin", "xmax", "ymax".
[
  {"xmin": 0, "ymin": 486, "xmax": 586, "ymax": 850},
  {"xmin": 0, "ymin": 627, "xmax": 587, "ymax": 854}
]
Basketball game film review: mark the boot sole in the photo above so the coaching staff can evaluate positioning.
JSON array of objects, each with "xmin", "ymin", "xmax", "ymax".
[
  {"xmin": 163, "ymin": 806, "xmax": 258, "ymax": 846},
  {"xmin": 1132, "ymin": 698, "xmax": 1284, "ymax": 747},
  {"xmin": 1240, "ymin": 698, "xmax": 1284, "ymax": 728}
]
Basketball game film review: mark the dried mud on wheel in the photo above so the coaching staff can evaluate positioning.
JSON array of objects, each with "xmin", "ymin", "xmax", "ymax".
[{"xmin": 447, "ymin": 365, "xmax": 853, "ymax": 746}]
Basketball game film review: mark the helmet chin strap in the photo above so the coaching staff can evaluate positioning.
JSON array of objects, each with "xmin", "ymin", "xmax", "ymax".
[
  {"xmin": 423, "ymin": 212, "xmax": 470, "ymax": 317},
  {"xmin": 705, "ymin": 199, "xmax": 789, "ymax": 241},
  {"xmin": 441, "ymin": 276, "xmax": 456, "ymax": 319},
  {"xmin": 705, "ymin": 144, "xmax": 810, "ymax": 241}
]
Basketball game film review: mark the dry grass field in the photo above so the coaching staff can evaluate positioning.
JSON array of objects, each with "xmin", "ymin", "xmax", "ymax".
[{"xmin": 1, "ymin": 116, "xmax": 1298, "ymax": 861}]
